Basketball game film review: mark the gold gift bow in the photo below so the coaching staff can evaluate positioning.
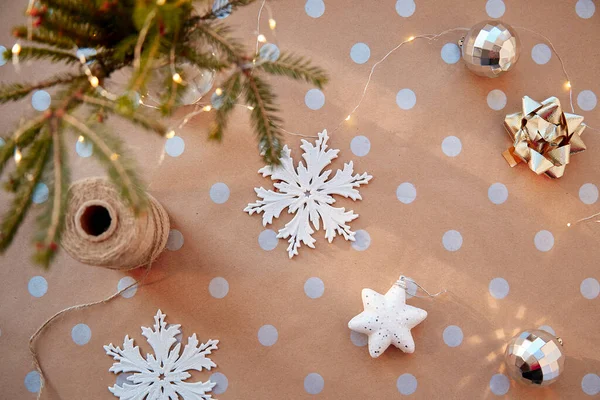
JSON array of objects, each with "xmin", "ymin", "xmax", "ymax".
[{"xmin": 503, "ymin": 96, "xmax": 587, "ymax": 178}]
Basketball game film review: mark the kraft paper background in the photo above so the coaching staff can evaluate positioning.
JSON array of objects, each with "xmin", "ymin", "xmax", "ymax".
[{"xmin": 1, "ymin": 0, "xmax": 599, "ymax": 399}]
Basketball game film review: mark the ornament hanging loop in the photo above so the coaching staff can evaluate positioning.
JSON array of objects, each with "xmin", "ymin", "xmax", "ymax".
[{"xmin": 395, "ymin": 276, "xmax": 447, "ymax": 298}]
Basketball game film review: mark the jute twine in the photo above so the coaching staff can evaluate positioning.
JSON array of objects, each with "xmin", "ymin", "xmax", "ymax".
[
  {"xmin": 62, "ymin": 177, "xmax": 170, "ymax": 270},
  {"xmin": 29, "ymin": 177, "xmax": 170, "ymax": 399}
]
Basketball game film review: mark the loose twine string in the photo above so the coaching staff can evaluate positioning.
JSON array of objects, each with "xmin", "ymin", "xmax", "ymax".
[
  {"xmin": 29, "ymin": 264, "xmax": 153, "ymax": 400},
  {"xmin": 29, "ymin": 179, "xmax": 169, "ymax": 399}
]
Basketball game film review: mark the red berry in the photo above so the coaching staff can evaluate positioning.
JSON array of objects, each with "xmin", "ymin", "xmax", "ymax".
[{"xmin": 49, "ymin": 242, "xmax": 58, "ymax": 251}]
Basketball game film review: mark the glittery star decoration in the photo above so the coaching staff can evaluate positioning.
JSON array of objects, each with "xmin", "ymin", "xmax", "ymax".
[{"xmin": 348, "ymin": 277, "xmax": 427, "ymax": 358}]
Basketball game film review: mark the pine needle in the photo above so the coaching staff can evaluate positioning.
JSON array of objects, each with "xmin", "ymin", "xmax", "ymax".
[
  {"xmin": 62, "ymin": 114, "xmax": 147, "ymax": 214},
  {"xmin": 0, "ymin": 73, "xmax": 86, "ymax": 105},
  {"xmin": 244, "ymin": 74, "xmax": 283, "ymax": 165},
  {"xmin": 209, "ymin": 72, "xmax": 242, "ymax": 141},
  {"xmin": 260, "ymin": 52, "xmax": 329, "ymax": 89},
  {"xmin": 34, "ymin": 118, "xmax": 70, "ymax": 267},
  {"xmin": 0, "ymin": 131, "xmax": 52, "ymax": 252}
]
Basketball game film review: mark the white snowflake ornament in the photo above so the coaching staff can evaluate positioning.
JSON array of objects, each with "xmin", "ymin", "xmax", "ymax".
[
  {"xmin": 245, "ymin": 129, "xmax": 372, "ymax": 258},
  {"xmin": 348, "ymin": 276, "xmax": 427, "ymax": 358},
  {"xmin": 104, "ymin": 310, "xmax": 219, "ymax": 400}
]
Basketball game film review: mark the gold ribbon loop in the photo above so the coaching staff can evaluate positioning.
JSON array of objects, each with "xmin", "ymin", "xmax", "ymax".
[{"xmin": 503, "ymin": 96, "xmax": 587, "ymax": 178}]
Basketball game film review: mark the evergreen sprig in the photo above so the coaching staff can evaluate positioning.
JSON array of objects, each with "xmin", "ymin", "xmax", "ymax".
[{"xmin": 0, "ymin": 0, "xmax": 328, "ymax": 267}]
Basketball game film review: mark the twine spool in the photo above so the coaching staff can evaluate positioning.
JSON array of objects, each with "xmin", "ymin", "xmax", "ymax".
[{"xmin": 62, "ymin": 177, "xmax": 169, "ymax": 269}]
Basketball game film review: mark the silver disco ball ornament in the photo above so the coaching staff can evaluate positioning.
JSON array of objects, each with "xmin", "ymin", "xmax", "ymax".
[
  {"xmin": 504, "ymin": 329, "xmax": 565, "ymax": 386},
  {"xmin": 459, "ymin": 20, "xmax": 520, "ymax": 78}
]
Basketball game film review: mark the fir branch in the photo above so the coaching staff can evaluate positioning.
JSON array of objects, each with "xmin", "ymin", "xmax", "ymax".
[
  {"xmin": 193, "ymin": 22, "xmax": 246, "ymax": 63},
  {"xmin": 0, "ymin": 136, "xmax": 16, "ymax": 176},
  {"xmin": 0, "ymin": 115, "xmax": 47, "ymax": 177},
  {"xmin": 4, "ymin": 131, "xmax": 46, "ymax": 193},
  {"xmin": 130, "ymin": 35, "xmax": 161, "ymax": 93},
  {"xmin": 81, "ymin": 95, "xmax": 167, "ymax": 136},
  {"xmin": 62, "ymin": 114, "xmax": 146, "ymax": 213},
  {"xmin": 198, "ymin": 0, "xmax": 257, "ymax": 20},
  {"xmin": 0, "ymin": 132, "xmax": 52, "ymax": 252},
  {"xmin": 0, "ymin": 73, "xmax": 86, "ymax": 105},
  {"xmin": 8, "ymin": 46, "xmax": 80, "ymax": 64},
  {"xmin": 12, "ymin": 25, "xmax": 77, "ymax": 49},
  {"xmin": 259, "ymin": 52, "xmax": 329, "ymax": 90},
  {"xmin": 209, "ymin": 71, "xmax": 242, "ymax": 141},
  {"xmin": 180, "ymin": 46, "xmax": 230, "ymax": 72},
  {"xmin": 244, "ymin": 74, "xmax": 283, "ymax": 164},
  {"xmin": 34, "ymin": 118, "xmax": 69, "ymax": 267},
  {"xmin": 41, "ymin": 8, "xmax": 106, "ymax": 47},
  {"xmin": 38, "ymin": 0, "xmax": 98, "ymax": 20}
]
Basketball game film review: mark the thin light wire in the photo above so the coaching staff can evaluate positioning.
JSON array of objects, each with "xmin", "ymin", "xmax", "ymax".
[
  {"xmin": 331, "ymin": 27, "xmax": 470, "ymax": 133},
  {"xmin": 255, "ymin": 0, "xmax": 267, "ymax": 54},
  {"xmin": 395, "ymin": 276, "xmax": 447, "ymax": 298},
  {"xmin": 569, "ymin": 211, "xmax": 600, "ymax": 226},
  {"xmin": 514, "ymin": 26, "xmax": 596, "ymax": 132},
  {"xmin": 514, "ymin": 26, "xmax": 574, "ymax": 113}
]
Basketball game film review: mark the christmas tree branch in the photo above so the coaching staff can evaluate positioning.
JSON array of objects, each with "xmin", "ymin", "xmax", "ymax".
[
  {"xmin": 0, "ymin": 114, "xmax": 47, "ymax": 176},
  {"xmin": 209, "ymin": 71, "xmax": 242, "ymax": 140},
  {"xmin": 198, "ymin": 0, "xmax": 257, "ymax": 20},
  {"xmin": 12, "ymin": 26, "xmax": 77, "ymax": 50},
  {"xmin": 0, "ymin": 73, "xmax": 86, "ymax": 104},
  {"xmin": 7, "ymin": 46, "xmax": 80, "ymax": 64},
  {"xmin": 130, "ymin": 35, "xmax": 161, "ymax": 94},
  {"xmin": 42, "ymin": 9, "xmax": 106, "ymax": 46},
  {"xmin": 39, "ymin": 0, "xmax": 98, "ymax": 20},
  {"xmin": 260, "ymin": 53, "xmax": 329, "ymax": 89},
  {"xmin": 62, "ymin": 114, "xmax": 146, "ymax": 213},
  {"xmin": 34, "ymin": 117, "xmax": 69, "ymax": 267},
  {"xmin": 244, "ymin": 74, "xmax": 282, "ymax": 164},
  {"xmin": 193, "ymin": 22, "xmax": 246, "ymax": 63},
  {"xmin": 81, "ymin": 95, "xmax": 167, "ymax": 136},
  {"xmin": 181, "ymin": 47, "xmax": 230, "ymax": 72},
  {"xmin": 0, "ymin": 131, "xmax": 51, "ymax": 252}
]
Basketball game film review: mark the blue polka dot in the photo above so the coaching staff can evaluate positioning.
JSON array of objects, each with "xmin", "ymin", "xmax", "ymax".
[
  {"xmin": 305, "ymin": 89, "xmax": 325, "ymax": 110},
  {"xmin": 396, "ymin": 89, "xmax": 416, "ymax": 110},
  {"xmin": 350, "ymin": 43, "xmax": 371, "ymax": 64},
  {"xmin": 0, "ymin": 46, "xmax": 7, "ymax": 66},
  {"xmin": 32, "ymin": 90, "xmax": 51, "ymax": 111},
  {"xmin": 305, "ymin": 0, "xmax": 325, "ymax": 18},
  {"xmin": 441, "ymin": 43, "xmax": 461, "ymax": 64},
  {"xmin": 213, "ymin": 0, "xmax": 231, "ymax": 19}
]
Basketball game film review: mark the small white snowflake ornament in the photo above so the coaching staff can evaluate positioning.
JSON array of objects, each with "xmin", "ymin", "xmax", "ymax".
[
  {"xmin": 104, "ymin": 310, "xmax": 219, "ymax": 400},
  {"xmin": 348, "ymin": 276, "xmax": 427, "ymax": 358},
  {"xmin": 245, "ymin": 129, "xmax": 372, "ymax": 258}
]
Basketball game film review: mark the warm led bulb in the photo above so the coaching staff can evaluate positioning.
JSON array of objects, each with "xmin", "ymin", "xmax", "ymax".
[
  {"xmin": 78, "ymin": 135, "xmax": 85, "ymax": 143},
  {"xmin": 156, "ymin": 0, "xmax": 166, "ymax": 4},
  {"xmin": 166, "ymin": 130, "xmax": 175, "ymax": 139},
  {"xmin": 345, "ymin": 115, "xmax": 351, "ymax": 121},
  {"xmin": 12, "ymin": 43, "xmax": 21, "ymax": 54},
  {"xmin": 172, "ymin": 73, "xmax": 183, "ymax": 84},
  {"xmin": 14, "ymin": 148, "xmax": 22, "ymax": 163},
  {"xmin": 408, "ymin": 36, "xmax": 415, "ymax": 41},
  {"xmin": 90, "ymin": 76, "xmax": 99, "ymax": 88},
  {"xmin": 215, "ymin": 88, "xmax": 223, "ymax": 96},
  {"xmin": 269, "ymin": 19, "xmax": 277, "ymax": 30},
  {"xmin": 110, "ymin": 153, "xmax": 119, "ymax": 160},
  {"xmin": 202, "ymin": 105, "xmax": 212, "ymax": 112},
  {"xmin": 565, "ymin": 81, "xmax": 572, "ymax": 89},
  {"xmin": 247, "ymin": 106, "xmax": 254, "ymax": 111},
  {"xmin": 257, "ymin": 34, "xmax": 267, "ymax": 43}
]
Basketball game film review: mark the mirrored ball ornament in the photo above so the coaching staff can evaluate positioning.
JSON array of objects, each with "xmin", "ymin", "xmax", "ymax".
[
  {"xmin": 504, "ymin": 329, "xmax": 565, "ymax": 386},
  {"xmin": 459, "ymin": 20, "xmax": 520, "ymax": 78}
]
